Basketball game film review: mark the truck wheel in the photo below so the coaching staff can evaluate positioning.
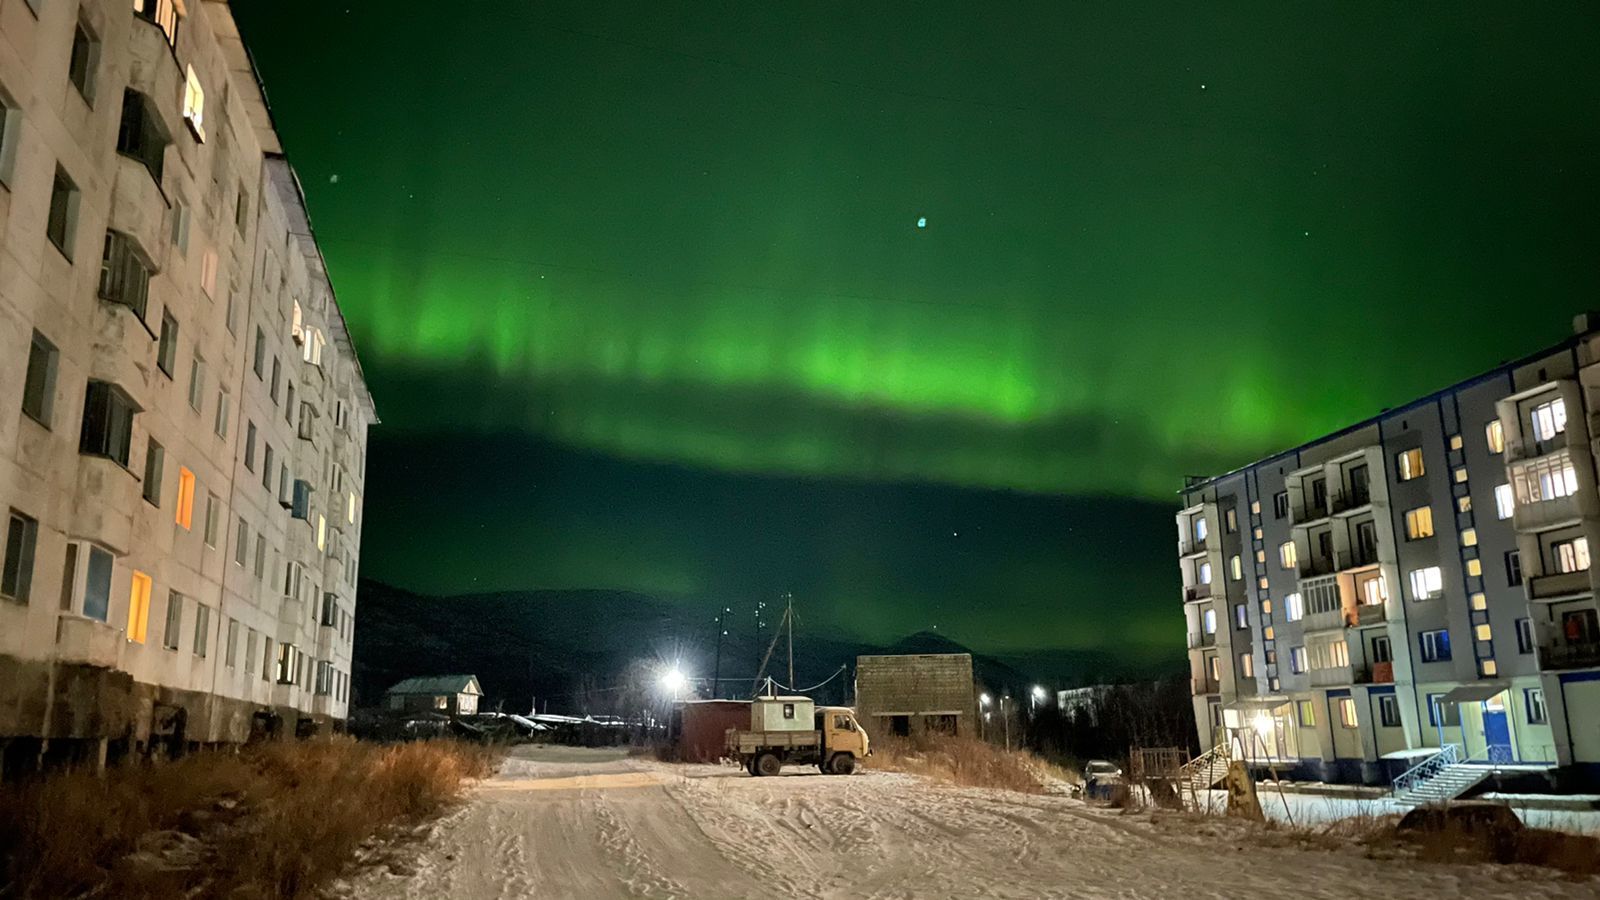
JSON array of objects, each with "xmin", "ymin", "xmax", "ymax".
[
  {"xmin": 744, "ymin": 756, "xmax": 757, "ymax": 776},
  {"xmin": 755, "ymin": 752, "xmax": 782, "ymax": 777},
  {"xmin": 830, "ymin": 753, "xmax": 856, "ymax": 775}
]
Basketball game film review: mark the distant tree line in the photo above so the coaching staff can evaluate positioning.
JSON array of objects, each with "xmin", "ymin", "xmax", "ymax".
[{"xmin": 1023, "ymin": 677, "xmax": 1197, "ymax": 766}]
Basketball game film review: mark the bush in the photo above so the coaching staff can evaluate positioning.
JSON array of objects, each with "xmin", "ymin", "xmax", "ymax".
[
  {"xmin": 868, "ymin": 732, "xmax": 1068, "ymax": 794},
  {"xmin": 0, "ymin": 737, "xmax": 497, "ymax": 900}
]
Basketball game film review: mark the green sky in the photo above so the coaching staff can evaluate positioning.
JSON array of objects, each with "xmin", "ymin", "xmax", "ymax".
[{"xmin": 232, "ymin": 1, "xmax": 1600, "ymax": 655}]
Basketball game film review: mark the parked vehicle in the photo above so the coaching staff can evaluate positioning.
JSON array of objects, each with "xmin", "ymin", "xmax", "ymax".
[
  {"xmin": 725, "ymin": 696, "xmax": 870, "ymax": 776},
  {"xmin": 1083, "ymin": 759, "xmax": 1124, "ymax": 800}
]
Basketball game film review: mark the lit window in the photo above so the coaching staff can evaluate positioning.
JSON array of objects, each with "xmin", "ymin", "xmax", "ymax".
[
  {"xmin": 127, "ymin": 570, "xmax": 152, "ymax": 643},
  {"xmin": 1198, "ymin": 561, "xmax": 1211, "ymax": 585},
  {"xmin": 1485, "ymin": 419, "xmax": 1505, "ymax": 454},
  {"xmin": 1457, "ymin": 495, "xmax": 1472, "ymax": 513},
  {"xmin": 1454, "ymin": 467, "xmax": 1468, "ymax": 484},
  {"xmin": 1289, "ymin": 646, "xmax": 1307, "ymax": 673},
  {"xmin": 347, "ymin": 491, "xmax": 357, "ymax": 524},
  {"xmin": 1229, "ymin": 555, "xmax": 1242, "ymax": 580},
  {"xmin": 175, "ymin": 466, "xmax": 195, "ymax": 529},
  {"xmin": 1298, "ymin": 700, "xmax": 1316, "ymax": 727},
  {"xmin": 1239, "ymin": 652, "xmax": 1254, "ymax": 678},
  {"xmin": 1395, "ymin": 448, "xmax": 1424, "ymax": 481},
  {"xmin": 316, "ymin": 514, "xmax": 327, "ymax": 552},
  {"xmin": 1555, "ymin": 537, "xmax": 1590, "ymax": 574},
  {"xmin": 1448, "ymin": 435, "xmax": 1462, "ymax": 450},
  {"xmin": 133, "ymin": 0, "xmax": 182, "ymax": 47},
  {"xmin": 182, "ymin": 64, "xmax": 205, "ymax": 141},
  {"xmin": 1202, "ymin": 608, "xmax": 1216, "ymax": 634},
  {"xmin": 1495, "ymin": 484, "xmax": 1513, "ymax": 520},
  {"xmin": 1475, "ymin": 623, "xmax": 1492, "ymax": 642},
  {"xmin": 1466, "ymin": 558, "xmax": 1482, "ymax": 577},
  {"xmin": 1194, "ymin": 517, "xmax": 1208, "ymax": 542},
  {"xmin": 1279, "ymin": 541, "xmax": 1297, "ymax": 570},
  {"xmin": 1530, "ymin": 397, "xmax": 1567, "ymax": 442},
  {"xmin": 1470, "ymin": 592, "xmax": 1487, "ymax": 611},
  {"xmin": 1337, "ymin": 698, "xmax": 1358, "ymax": 728},
  {"xmin": 1404, "ymin": 506, "xmax": 1434, "ymax": 540},
  {"xmin": 1251, "ymin": 500, "xmax": 1261, "ymax": 515},
  {"xmin": 1461, "ymin": 528, "xmax": 1477, "ymax": 547},
  {"xmin": 1409, "ymin": 566, "xmax": 1443, "ymax": 601},
  {"xmin": 1480, "ymin": 659, "xmax": 1498, "ymax": 677},
  {"xmin": 1283, "ymin": 592, "xmax": 1303, "ymax": 621}
]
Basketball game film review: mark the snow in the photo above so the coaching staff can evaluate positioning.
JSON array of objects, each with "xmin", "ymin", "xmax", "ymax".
[
  {"xmin": 338, "ymin": 745, "xmax": 1600, "ymax": 899},
  {"xmin": 1206, "ymin": 788, "xmax": 1600, "ymax": 834}
]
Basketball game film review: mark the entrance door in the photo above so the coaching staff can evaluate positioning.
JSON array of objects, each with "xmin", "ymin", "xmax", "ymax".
[{"xmin": 1482, "ymin": 700, "xmax": 1513, "ymax": 763}]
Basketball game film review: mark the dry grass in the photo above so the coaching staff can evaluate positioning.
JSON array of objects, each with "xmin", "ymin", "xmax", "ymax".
[
  {"xmin": 0, "ymin": 737, "xmax": 498, "ymax": 900},
  {"xmin": 868, "ymin": 733, "xmax": 1071, "ymax": 795}
]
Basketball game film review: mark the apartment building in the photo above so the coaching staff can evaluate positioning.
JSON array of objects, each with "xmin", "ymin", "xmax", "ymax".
[
  {"xmin": 1178, "ymin": 316, "xmax": 1600, "ymax": 789},
  {"xmin": 0, "ymin": 0, "xmax": 373, "ymax": 773}
]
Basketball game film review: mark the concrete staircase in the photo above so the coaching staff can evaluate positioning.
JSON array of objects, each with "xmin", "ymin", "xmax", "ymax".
[{"xmin": 1392, "ymin": 763, "xmax": 1491, "ymax": 806}]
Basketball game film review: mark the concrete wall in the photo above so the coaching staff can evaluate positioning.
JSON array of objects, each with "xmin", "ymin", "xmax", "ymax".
[{"xmin": 0, "ymin": 0, "xmax": 372, "ymax": 769}]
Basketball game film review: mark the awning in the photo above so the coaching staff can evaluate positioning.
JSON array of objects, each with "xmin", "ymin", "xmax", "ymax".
[
  {"xmin": 1224, "ymin": 696, "xmax": 1291, "ymax": 712},
  {"xmin": 1441, "ymin": 682, "xmax": 1509, "ymax": 704}
]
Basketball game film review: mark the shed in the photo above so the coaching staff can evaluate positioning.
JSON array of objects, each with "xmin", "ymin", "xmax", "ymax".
[
  {"xmin": 855, "ymin": 653, "xmax": 976, "ymax": 738},
  {"xmin": 384, "ymin": 675, "xmax": 483, "ymax": 716},
  {"xmin": 673, "ymin": 700, "xmax": 751, "ymax": 762}
]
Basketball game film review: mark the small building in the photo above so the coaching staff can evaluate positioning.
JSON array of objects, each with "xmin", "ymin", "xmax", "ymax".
[
  {"xmin": 855, "ymin": 653, "xmax": 976, "ymax": 738},
  {"xmin": 671, "ymin": 700, "xmax": 751, "ymax": 762},
  {"xmin": 384, "ymin": 675, "xmax": 483, "ymax": 716}
]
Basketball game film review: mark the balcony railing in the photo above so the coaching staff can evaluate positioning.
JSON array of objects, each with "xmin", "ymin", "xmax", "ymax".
[
  {"xmin": 1352, "ymin": 603, "xmax": 1387, "ymax": 627},
  {"xmin": 1179, "ymin": 536, "xmax": 1209, "ymax": 556},
  {"xmin": 1185, "ymin": 584, "xmax": 1213, "ymax": 602},
  {"xmin": 1290, "ymin": 502, "xmax": 1330, "ymax": 525},
  {"xmin": 1192, "ymin": 677, "xmax": 1221, "ymax": 695},
  {"xmin": 1298, "ymin": 556, "xmax": 1337, "ymax": 578},
  {"xmin": 55, "ymin": 615, "xmax": 124, "ymax": 669},
  {"xmin": 1529, "ymin": 570, "xmax": 1592, "ymax": 601},
  {"xmin": 1352, "ymin": 661, "xmax": 1395, "ymax": 685},
  {"xmin": 1188, "ymin": 631, "xmax": 1217, "ymax": 649},
  {"xmin": 1308, "ymin": 664, "xmax": 1352, "ymax": 687},
  {"xmin": 1538, "ymin": 640, "xmax": 1600, "ymax": 670},
  {"xmin": 1330, "ymin": 489, "xmax": 1372, "ymax": 514}
]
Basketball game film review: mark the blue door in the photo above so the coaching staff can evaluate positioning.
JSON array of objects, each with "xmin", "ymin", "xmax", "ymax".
[{"xmin": 1482, "ymin": 707, "xmax": 1512, "ymax": 763}]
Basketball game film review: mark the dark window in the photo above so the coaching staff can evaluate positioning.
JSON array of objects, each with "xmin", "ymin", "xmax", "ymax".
[
  {"xmin": 253, "ymin": 327, "xmax": 266, "ymax": 378},
  {"xmin": 1526, "ymin": 689, "xmax": 1548, "ymax": 725},
  {"xmin": 156, "ymin": 309, "xmax": 178, "ymax": 376},
  {"xmin": 1273, "ymin": 491, "xmax": 1288, "ymax": 519},
  {"xmin": 99, "ymin": 231, "xmax": 151, "ymax": 318},
  {"xmin": 115, "ymin": 90, "xmax": 167, "ymax": 181},
  {"xmin": 22, "ymin": 331, "xmax": 58, "ymax": 426},
  {"xmin": 2, "ymin": 510, "xmax": 38, "ymax": 604},
  {"xmin": 235, "ymin": 184, "xmax": 249, "ymax": 232},
  {"xmin": 141, "ymin": 437, "xmax": 164, "ymax": 505},
  {"xmin": 1372, "ymin": 635, "xmax": 1392, "ymax": 663},
  {"xmin": 1310, "ymin": 478, "xmax": 1327, "ymax": 511},
  {"xmin": 163, "ymin": 590, "xmax": 183, "ymax": 650},
  {"xmin": 1515, "ymin": 618, "xmax": 1533, "ymax": 654},
  {"xmin": 1419, "ymin": 629, "xmax": 1452, "ymax": 662},
  {"xmin": 67, "ymin": 22, "xmax": 96, "ymax": 101},
  {"xmin": 886, "ymin": 715, "xmax": 910, "ymax": 737},
  {"xmin": 244, "ymin": 421, "xmax": 257, "ymax": 471},
  {"xmin": 79, "ymin": 381, "xmax": 136, "ymax": 467},
  {"xmin": 46, "ymin": 168, "xmax": 77, "ymax": 257},
  {"xmin": 1505, "ymin": 551, "xmax": 1523, "ymax": 586},
  {"xmin": 1378, "ymin": 695, "xmax": 1401, "ymax": 728},
  {"xmin": 269, "ymin": 357, "xmax": 281, "ymax": 403},
  {"xmin": 1426, "ymin": 693, "xmax": 1460, "ymax": 728},
  {"xmin": 262, "ymin": 444, "xmax": 274, "ymax": 490}
]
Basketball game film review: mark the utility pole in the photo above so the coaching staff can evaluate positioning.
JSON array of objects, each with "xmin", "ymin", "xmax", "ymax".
[
  {"xmin": 711, "ymin": 607, "xmax": 728, "ymax": 700},
  {"xmin": 1002, "ymin": 695, "xmax": 1012, "ymax": 752},
  {"xmin": 785, "ymin": 592, "xmax": 795, "ymax": 690}
]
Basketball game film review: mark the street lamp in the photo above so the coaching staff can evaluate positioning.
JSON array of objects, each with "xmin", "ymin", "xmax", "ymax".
[
  {"xmin": 660, "ymin": 667, "xmax": 687, "ymax": 700},
  {"xmin": 1030, "ymin": 685, "xmax": 1047, "ymax": 710}
]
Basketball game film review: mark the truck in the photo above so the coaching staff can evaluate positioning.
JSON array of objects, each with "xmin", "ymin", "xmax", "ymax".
[{"xmin": 725, "ymin": 695, "xmax": 870, "ymax": 776}]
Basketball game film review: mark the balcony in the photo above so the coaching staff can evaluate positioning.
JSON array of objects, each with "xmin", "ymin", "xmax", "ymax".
[
  {"xmin": 1539, "ymin": 640, "xmax": 1600, "ymax": 670},
  {"xmin": 1290, "ymin": 501, "xmax": 1330, "ymax": 526},
  {"xmin": 1529, "ymin": 570, "xmax": 1592, "ymax": 601},
  {"xmin": 55, "ymin": 615, "xmax": 124, "ymax": 669},
  {"xmin": 1336, "ymin": 547, "xmax": 1380, "ymax": 572},
  {"xmin": 1352, "ymin": 661, "xmax": 1395, "ymax": 684},
  {"xmin": 1298, "ymin": 555, "xmax": 1337, "ymax": 578},
  {"xmin": 1330, "ymin": 488, "xmax": 1372, "ymax": 515},
  {"xmin": 1179, "ymin": 536, "xmax": 1209, "ymax": 557},
  {"xmin": 1185, "ymin": 583, "xmax": 1214, "ymax": 602},
  {"xmin": 1352, "ymin": 603, "xmax": 1387, "ymax": 627},
  {"xmin": 1192, "ymin": 676, "xmax": 1221, "ymax": 695},
  {"xmin": 1309, "ymin": 665, "xmax": 1352, "ymax": 687},
  {"xmin": 1303, "ymin": 609, "xmax": 1347, "ymax": 634},
  {"xmin": 1188, "ymin": 631, "xmax": 1217, "ymax": 649}
]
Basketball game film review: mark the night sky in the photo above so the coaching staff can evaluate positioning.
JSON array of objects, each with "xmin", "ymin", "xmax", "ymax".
[{"xmin": 231, "ymin": 2, "xmax": 1599, "ymax": 661}]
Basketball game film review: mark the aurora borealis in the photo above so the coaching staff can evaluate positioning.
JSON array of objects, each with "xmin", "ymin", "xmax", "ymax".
[{"xmin": 232, "ymin": 2, "xmax": 1600, "ymax": 660}]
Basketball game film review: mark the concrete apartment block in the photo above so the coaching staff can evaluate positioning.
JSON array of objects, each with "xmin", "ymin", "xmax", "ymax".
[
  {"xmin": 855, "ymin": 653, "xmax": 977, "ymax": 738},
  {"xmin": 0, "ymin": 0, "xmax": 373, "ymax": 774},
  {"xmin": 1179, "ymin": 316, "xmax": 1600, "ymax": 789}
]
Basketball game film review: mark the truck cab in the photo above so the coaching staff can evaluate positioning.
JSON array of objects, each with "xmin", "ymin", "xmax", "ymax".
[{"xmin": 817, "ymin": 706, "xmax": 870, "ymax": 771}]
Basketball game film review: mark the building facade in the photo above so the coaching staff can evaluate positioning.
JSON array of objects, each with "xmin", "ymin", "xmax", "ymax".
[
  {"xmin": 0, "ymin": 0, "xmax": 373, "ymax": 773},
  {"xmin": 1179, "ymin": 316, "xmax": 1600, "ymax": 788},
  {"xmin": 854, "ymin": 653, "xmax": 976, "ymax": 738}
]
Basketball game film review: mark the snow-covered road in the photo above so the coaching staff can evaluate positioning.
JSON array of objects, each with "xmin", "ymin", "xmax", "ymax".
[{"xmin": 342, "ymin": 745, "xmax": 1595, "ymax": 899}]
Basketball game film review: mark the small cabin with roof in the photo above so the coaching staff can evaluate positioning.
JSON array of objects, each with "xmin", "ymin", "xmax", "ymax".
[{"xmin": 384, "ymin": 675, "xmax": 483, "ymax": 716}]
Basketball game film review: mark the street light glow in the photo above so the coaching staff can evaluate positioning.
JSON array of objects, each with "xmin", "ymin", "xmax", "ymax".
[
  {"xmin": 979, "ymin": 692, "xmax": 991, "ymax": 706},
  {"xmin": 660, "ymin": 667, "xmax": 687, "ymax": 694},
  {"xmin": 1031, "ymin": 685, "xmax": 1046, "ymax": 701}
]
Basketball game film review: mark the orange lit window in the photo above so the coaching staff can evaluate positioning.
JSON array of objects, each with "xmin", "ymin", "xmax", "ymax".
[
  {"xmin": 175, "ymin": 466, "xmax": 196, "ymax": 530},
  {"xmin": 128, "ymin": 571, "xmax": 152, "ymax": 643}
]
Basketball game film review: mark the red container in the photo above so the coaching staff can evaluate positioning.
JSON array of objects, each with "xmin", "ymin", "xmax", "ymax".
[{"xmin": 675, "ymin": 700, "xmax": 751, "ymax": 762}]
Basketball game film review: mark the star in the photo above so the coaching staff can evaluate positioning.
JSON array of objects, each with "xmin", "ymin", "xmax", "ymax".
[{"xmin": 916, "ymin": 216, "xmax": 927, "ymax": 229}]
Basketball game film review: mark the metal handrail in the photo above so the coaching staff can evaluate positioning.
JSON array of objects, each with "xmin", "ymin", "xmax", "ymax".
[
  {"xmin": 1390, "ymin": 744, "xmax": 1461, "ymax": 797},
  {"xmin": 1180, "ymin": 742, "xmax": 1231, "ymax": 785}
]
